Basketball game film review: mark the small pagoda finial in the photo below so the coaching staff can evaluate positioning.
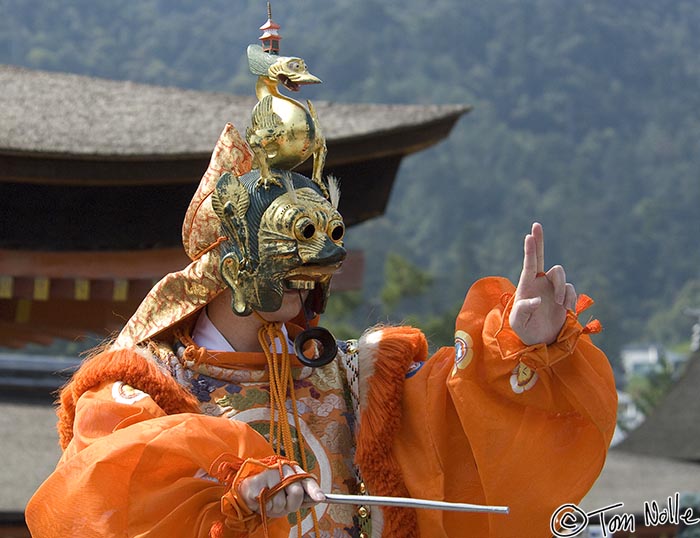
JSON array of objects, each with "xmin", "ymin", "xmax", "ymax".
[{"xmin": 259, "ymin": 2, "xmax": 281, "ymax": 55}]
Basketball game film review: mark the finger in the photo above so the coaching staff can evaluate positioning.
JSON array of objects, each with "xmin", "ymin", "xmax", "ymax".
[
  {"xmin": 258, "ymin": 469, "xmax": 286, "ymax": 517},
  {"xmin": 564, "ymin": 283, "xmax": 577, "ymax": 311},
  {"xmin": 532, "ymin": 222, "xmax": 545, "ymax": 274},
  {"xmin": 239, "ymin": 474, "xmax": 263, "ymax": 512},
  {"xmin": 282, "ymin": 473, "xmax": 305, "ymax": 513},
  {"xmin": 244, "ymin": 495, "xmax": 260, "ymax": 513},
  {"xmin": 272, "ymin": 465, "xmax": 300, "ymax": 515},
  {"xmin": 546, "ymin": 265, "xmax": 566, "ymax": 305},
  {"xmin": 290, "ymin": 465, "xmax": 324, "ymax": 503},
  {"xmin": 269, "ymin": 488, "xmax": 286, "ymax": 517},
  {"xmin": 262, "ymin": 469, "xmax": 287, "ymax": 517},
  {"xmin": 519, "ymin": 234, "xmax": 538, "ymax": 284}
]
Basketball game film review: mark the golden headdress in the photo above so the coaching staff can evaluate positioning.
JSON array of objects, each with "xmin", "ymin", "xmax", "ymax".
[{"xmin": 115, "ymin": 7, "xmax": 345, "ymax": 351}]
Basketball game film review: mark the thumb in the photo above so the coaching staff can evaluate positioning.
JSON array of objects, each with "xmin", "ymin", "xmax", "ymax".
[{"xmin": 303, "ymin": 478, "xmax": 325, "ymax": 503}]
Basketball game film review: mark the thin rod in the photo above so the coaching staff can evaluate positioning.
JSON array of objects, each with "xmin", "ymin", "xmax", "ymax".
[{"xmin": 322, "ymin": 493, "xmax": 510, "ymax": 514}]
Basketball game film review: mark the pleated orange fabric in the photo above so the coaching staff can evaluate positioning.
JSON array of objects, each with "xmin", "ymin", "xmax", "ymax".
[
  {"xmin": 26, "ymin": 358, "xmax": 290, "ymax": 538},
  {"xmin": 389, "ymin": 277, "xmax": 617, "ymax": 537}
]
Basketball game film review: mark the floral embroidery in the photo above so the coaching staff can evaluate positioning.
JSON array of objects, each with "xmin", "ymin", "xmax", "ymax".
[
  {"xmin": 296, "ymin": 393, "xmax": 344, "ymax": 418},
  {"xmin": 219, "ymin": 387, "xmax": 270, "ymax": 412},
  {"xmin": 313, "ymin": 365, "xmax": 344, "ymax": 391},
  {"xmin": 189, "ymin": 375, "xmax": 228, "ymax": 402},
  {"xmin": 320, "ymin": 421, "xmax": 352, "ymax": 454},
  {"xmin": 200, "ymin": 402, "xmax": 229, "ymax": 416}
]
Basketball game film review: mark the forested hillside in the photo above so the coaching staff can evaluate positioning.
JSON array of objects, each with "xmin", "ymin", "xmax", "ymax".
[{"xmin": 3, "ymin": 0, "xmax": 700, "ymax": 365}]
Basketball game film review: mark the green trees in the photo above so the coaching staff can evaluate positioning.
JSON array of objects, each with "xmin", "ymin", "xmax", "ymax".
[{"xmin": 3, "ymin": 0, "xmax": 700, "ymax": 364}]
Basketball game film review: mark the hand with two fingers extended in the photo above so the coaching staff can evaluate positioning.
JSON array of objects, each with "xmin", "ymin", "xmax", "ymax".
[
  {"xmin": 509, "ymin": 223, "xmax": 577, "ymax": 346},
  {"xmin": 238, "ymin": 464, "xmax": 325, "ymax": 519}
]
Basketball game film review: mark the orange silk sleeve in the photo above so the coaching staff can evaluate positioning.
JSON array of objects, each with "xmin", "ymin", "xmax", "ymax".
[
  {"xmin": 393, "ymin": 276, "xmax": 617, "ymax": 538},
  {"xmin": 25, "ymin": 381, "xmax": 290, "ymax": 538}
]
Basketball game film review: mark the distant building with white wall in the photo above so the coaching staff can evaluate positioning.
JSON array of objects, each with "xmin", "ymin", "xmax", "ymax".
[
  {"xmin": 620, "ymin": 344, "xmax": 662, "ymax": 377},
  {"xmin": 620, "ymin": 343, "xmax": 687, "ymax": 381}
]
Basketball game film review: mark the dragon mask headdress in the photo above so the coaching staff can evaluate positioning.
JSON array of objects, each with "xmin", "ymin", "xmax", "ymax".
[
  {"xmin": 116, "ymin": 6, "xmax": 346, "ymax": 361},
  {"xmin": 213, "ymin": 169, "xmax": 345, "ymax": 317}
]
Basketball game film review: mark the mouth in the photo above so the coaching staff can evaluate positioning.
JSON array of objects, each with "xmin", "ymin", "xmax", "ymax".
[
  {"xmin": 284, "ymin": 263, "xmax": 341, "ymax": 289},
  {"xmin": 279, "ymin": 74, "xmax": 300, "ymax": 92},
  {"xmin": 278, "ymin": 73, "xmax": 322, "ymax": 91}
]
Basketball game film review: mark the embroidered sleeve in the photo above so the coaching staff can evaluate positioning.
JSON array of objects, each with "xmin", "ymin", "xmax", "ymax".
[{"xmin": 26, "ymin": 350, "xmax": 285, "ymax": 538}]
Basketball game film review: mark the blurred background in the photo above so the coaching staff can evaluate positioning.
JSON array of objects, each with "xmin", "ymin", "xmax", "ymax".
[{"xmin": 1, "ymin": 1, "xmax": 699, "ymax": 537}]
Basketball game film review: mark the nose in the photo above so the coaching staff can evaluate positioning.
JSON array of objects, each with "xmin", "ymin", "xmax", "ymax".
[{"xmin": 309, "ymin": 237, "xmax": 346, "ymax": 266}]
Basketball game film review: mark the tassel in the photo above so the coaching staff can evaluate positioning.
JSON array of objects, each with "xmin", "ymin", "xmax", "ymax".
[
  {"xmin": 575, "ymin": 294, "xmax": 595, "ymax": 314},
  {"xmin": 583, "ymin": 319, "xmax": 603, "ymax": 335},
  {"xmin": 209, "ymin": 520, "xmax": 226, "ymax": 538}
]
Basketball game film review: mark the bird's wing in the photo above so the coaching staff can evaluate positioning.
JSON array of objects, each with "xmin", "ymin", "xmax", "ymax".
[{"xmin": 251, "ymin": 95, "xmax": 282, "ymax": 131}]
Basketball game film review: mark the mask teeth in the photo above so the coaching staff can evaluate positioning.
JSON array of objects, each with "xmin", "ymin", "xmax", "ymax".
[{"xmin": 286, "ymin": 279, "xmax": 316, "ymax": 290}]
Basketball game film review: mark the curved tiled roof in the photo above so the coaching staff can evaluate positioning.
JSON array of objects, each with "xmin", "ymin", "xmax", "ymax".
[
  {"xmin": 0, "ymin": 64, "xmax": 469, "ymax": 159},
  {"xmin": 581, "ymin": 449, "xmax": 700, "ymax": 514},
  {"xmin": 619, "ymin": 352, "xmax": 700, "ymax": 462}
]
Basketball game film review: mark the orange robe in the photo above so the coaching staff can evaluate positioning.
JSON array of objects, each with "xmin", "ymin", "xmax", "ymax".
[
  {"xmin": 360, "ymin": 277, "xmax": 617, "ymax": 537},
  {"xmin": 26, "ymin": 277, "xmax": 617, "ymax": 538}
]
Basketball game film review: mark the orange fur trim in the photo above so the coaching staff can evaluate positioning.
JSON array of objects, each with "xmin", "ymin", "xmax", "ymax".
[
  {"xmin": 355, "ymin": 326, "xmax": 428, "ymax": 538},
  {"xmin": 57, "ymin": 348, "xmax": 201, "ymax": 449}
]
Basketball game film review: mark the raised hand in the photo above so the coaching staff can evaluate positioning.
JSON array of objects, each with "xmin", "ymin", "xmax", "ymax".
[
  {"xmin": 509, "ymin": 223, "xmax": 577, "ymax": 346},
  {"xmin": 238, "ymin": 464, "xmax": 325, "ymax": 518}
]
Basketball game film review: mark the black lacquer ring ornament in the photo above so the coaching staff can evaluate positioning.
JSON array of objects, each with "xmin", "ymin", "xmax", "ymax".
[{"xmin": 294, "ymin": 327, "xmax": 337, "ymax": 367}]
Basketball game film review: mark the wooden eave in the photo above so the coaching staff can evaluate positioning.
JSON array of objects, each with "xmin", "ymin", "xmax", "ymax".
[
  {"xmin": 0, "ymin": 248, "xmax": 364, "ymax": 348},
  {"xmin": 0, "ymin": 107, "xmax": 466, "ymax": 186}
]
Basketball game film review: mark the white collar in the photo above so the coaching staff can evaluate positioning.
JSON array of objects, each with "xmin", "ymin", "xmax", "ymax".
[{"xmin": 191, "ymin": 308, "xmax": 294, "ymax": 353}]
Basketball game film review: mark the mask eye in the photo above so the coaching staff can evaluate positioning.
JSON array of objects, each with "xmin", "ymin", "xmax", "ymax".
[
  {"xmin": 328, "ymin": 220, "xmax": 345, "ymax": 242},
  {"xmin": 294, "ymin": 216, "xmax": 316, "ymax": 240}
]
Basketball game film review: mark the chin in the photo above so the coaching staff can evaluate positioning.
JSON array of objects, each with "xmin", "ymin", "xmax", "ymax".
[{"xmin": 268, "ymin": 292, "xmax": 307, "ymax": 322}]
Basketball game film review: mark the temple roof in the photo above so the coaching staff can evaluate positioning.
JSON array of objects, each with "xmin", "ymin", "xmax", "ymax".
[
  {"xmin": 0, "ymin": 65, "xmax": 469, "ymax": 349},
  {"xmin": 0, "ymin": 63, "xmax": 469, "ymax": 243},
  {"xmin": 581, "ymin": 449, "xmax": 700, "ymax": 514},
  {"xmin": 0, "ymin": 64, "xmax": 468, "ymax": 160},
  {"xmin": 618, "ymin": 352, "xmax": 700, "ymax": 462}
]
